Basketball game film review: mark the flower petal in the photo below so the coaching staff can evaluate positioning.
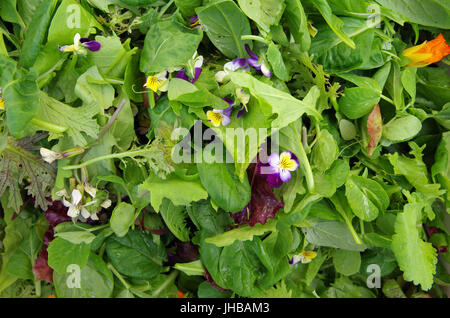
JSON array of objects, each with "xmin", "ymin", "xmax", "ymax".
[
  {"xmin": 176, "ymin": 70, "xmax": 189, "ymax": 81},
  {"xmin": 67, "ymin": 205, "xmax": 80, "ymax": 218},
  {"xmin": 71, "ymin": 189, "xmax": 82, "ymax": 206},
  {"xmin": 267, "ymin": 173, "xmax": 283, "ymax": 188},
  {"xmin": 260, "ymin": 62, "xmax": 272, "ymax": 78},
  {"xmin": 191, "ymin": 67, "xmax": 202, "ymax": 83},
  {"xmin": 80, "ymin": 207, "xmax": 90, "ymax": 219},
  {"xmin": 268, "ymin": 153, "xmax": 280, "ymax": 168},
  {"xmin": 81, "ymin": 40, "xmax": 101, "ymax": 52},
  {"xmin": 245, "ymin": 44, "xmax": 259, "ymax": 60},
  {"xmin": 279, "ymin": 169, "xmax": 291, "ymax": 183},
  {"xmin": 221, "ymin": 114, "xmax": 231, "ymax": 126}
]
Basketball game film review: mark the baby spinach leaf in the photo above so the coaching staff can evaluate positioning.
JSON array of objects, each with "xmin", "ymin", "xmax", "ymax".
[
  {"xmin": 105, "ymin": 230, "xmax": 166, "ymax": 280},
  {"xmin": 47, "ymin": 237, "xmax": 91, "ymax": 274},
  {"xmin": 47, "ymin": 0, "xmax": 103, "ymax": 45},
  {"xmin": 196, "ymin": 0, "xmax": 251, "ymax": 58},
  {"xmin": 197, "ymin": 160, "xmax": 251, "ymax": 213},
  {"xmin": 53, "ymin": 253, "xmax": 114, "ymax": 298},
  {"xmin": 18, "ymin": 0, "xmax": 56, "ymax": 69},
  {"xmin": 140, "ymin": 18, "xmax": 202, "ymax": 74},
  {"xmin": 237, "ymin": 0, "xmax": 285, "ymax": 33},
  {"xmin": 284, "ymin": 0, "xmax": 310, "ymax": 51},
  {"xmin": 333, "ymin": 249, "xmax": 361, "ymax": 276},
  {"xmin": 302, "ymin": 219, "xmax": 367, "ymax": 251},
  {"xmin": 376, "ymin": 0, "xmax": 450, "ymax": 28},
  {"xmin": 339, "ymin": 87, "xmax": 380, "ymax": 119}
]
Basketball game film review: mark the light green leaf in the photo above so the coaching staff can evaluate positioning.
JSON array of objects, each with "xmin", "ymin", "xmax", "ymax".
[
  {"xmin": 333, "ymin": 249, "xmax": 361, "ymax": 276},
  {"xmin": 391, "ymin": 201, "xmax": 437, "ymax": 290},
  {"xmin": 139, "ymin": 170, "xmax": 208, "ymax": 212},
  {"xmin": 205, "ymin": 219, "xmax": 277, "ymax": 247},
  {"xmin": 140, "ymin": 18, "xmax": 202, "ymax": 74},
  {"xmin": 383, "ymin": 115, "xmax": 422, "ymax": 143},
  {"xmin": 237, "ymin": 0, "xmax": 285, "ymax": 32},
  {"xmin": 196, "ymin": 0, "xmax": 251, "ymax": 58},
  {"xmin": 110, "ymin": 202, "xmax": 135, "ymax": 238},
  {"xmin": 47, "ymin": 238, "xmax": 91, "ymax": 274}
]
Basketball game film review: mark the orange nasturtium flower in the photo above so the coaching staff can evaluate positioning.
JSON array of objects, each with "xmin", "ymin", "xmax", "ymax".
[
  {"xmin": 402, "ymin": 34, "xmax": 450, "ymax": 67},
  {"xmin": 177, "ymin": 291, "xmax": 185, "ymax": 298},
  {"xmin": 48, "ymin": 294, "xmax": 56, "ymax": 298}
]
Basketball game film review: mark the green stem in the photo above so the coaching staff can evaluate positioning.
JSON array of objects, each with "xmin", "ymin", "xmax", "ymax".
[
  {"xmin": 62, "ymin": 149, "xmax": 151, "ymax": 170},
  {"xmin": 30, "ymin": 118, "xmax": 67, "ymax": 134},
  {"xmin": 241, "ymin": 35, "xmax": 270, "ymax": 45},
  {"xmin": 108, "ymin": 263, "xmax": 132, "ymax": 290},
  {"xmin": 150, "ymin": 271, "xmax": 178, "ymax": 298},
  {"xmin": 159, "ymin": 0, "xmax": 175, "ymax": 17},
  {"xmin": 343, "ymin": 215, "xmax": 363, "ymax": 245},
  {"xmin": 297, "ymin": 139, "xmax": 315, "ymax": 193},
  {"xmin": 380, "ymin": 94, "xmax": 395, "ymax": 106},
  {"xmin": 34, "ymin": 280, "xmax": 41, "ymax": 297}
]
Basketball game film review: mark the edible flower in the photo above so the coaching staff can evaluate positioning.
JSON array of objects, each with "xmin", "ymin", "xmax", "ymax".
[
  {"xmin": 402, "ymin": 34, "xmax": 450, "ymax": 67},
  {"xmin": 0, "ymin": 97, "xmax": 5, "ymax": 110},
  {"xmin": 176, "ymin": 52, "xmax": 204, "ymax": 83},
  {"xmin": 62, "ymin": 189, "xmax": 97, "ymax": 219},
  {"xmin": 215, "ymin": 58, "xmax": 250, "ymax": 82},
  {"xmin": 189, "ymin": 16, "xmax": 201, "ymax": 29},
  {"xmin": 206, "ymin": 98, "xmax": 234, "ymax": 127},
  {"xmin": 236, "ymin": 88, "xmax": 250, "ymax": 118},
  {"xmin": 59, "ymin": 33, "xmax": 101, "ymax": 54},
  {"xmin": 245, "ymin": 44, "xmax": 271, "ymax": 78},
  {"xmin": 40, "ymin": 146, "xmax": 85, "ymax": 164},
  {"xmin": 289, "ymin": 251, "xmax": 317, "ymax": 265},
  {"xmin": 144, "ymin": 71, "xmax": 169, "ymax": 93},
  {"xmin": 258, "ymin": 151, "xmax": 299, "ymax": 188}
]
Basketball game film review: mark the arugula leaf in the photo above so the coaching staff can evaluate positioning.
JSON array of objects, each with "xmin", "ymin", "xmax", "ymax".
[
  {"xmin": 0, "ymin": 137, "xmax": 56, "ymax": 211},
  {"xmin": 391, "ymin": 198, "xmax": 438, "ymax": 290}
]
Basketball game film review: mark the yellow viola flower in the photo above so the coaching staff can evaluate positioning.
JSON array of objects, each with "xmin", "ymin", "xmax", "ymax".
[
  {"xmin": 0, "ymin": 97, "xmax": 4, "ymax": 110},
  {"xmin": 144, "ymin": 71, "xmax": 169, "ymax": 93},
  {"xmin": 402, "ymin": 34, "xmax": 450, "ymax": 67},
  {"xmin": 290, "ymin": 251, "xmax": 317, "ymax": 265}
]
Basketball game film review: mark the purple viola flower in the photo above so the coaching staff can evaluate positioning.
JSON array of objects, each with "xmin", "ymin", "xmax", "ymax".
[
  {"xmin": 215, "ymin": 58, "xmax": 250, "ymax": 82},
  {"xmin": 189, "ymin": 15, "xmax": 201, "ymax": 28},
  {"xmin": 80, "ymin": 38, "xmax": 101, "ymax": 52},
  {"xmin": 59, "ymin": 33, "xmax": 101, "ymax": 54},
  {"xmin": 245, "ymin": 44, "xmax": 271, "ymax": 78},
  {"xmin": 206, "ymin": 98, "xmax": 234, "ymax": 127},
  {"xmin": 175, "ymin": 53, "xmax": 203, "ymax": 83},
  {"xmin": 258, "ymin": 151, "xmax": 299, "ymax": 188}
]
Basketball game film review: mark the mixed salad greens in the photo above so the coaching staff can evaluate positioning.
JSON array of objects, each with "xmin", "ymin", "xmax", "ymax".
[{"xmin": 0, "ymin": 0, "xmax": 449, "ymax": 299}]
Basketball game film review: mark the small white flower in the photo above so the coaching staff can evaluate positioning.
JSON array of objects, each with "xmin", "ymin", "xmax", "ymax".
[
  {"xmin": 62, "ymin": 189, "xmax": 83, "ymax": 218},
  {"xmin": 62, "ymin": 189, "xmax": 98, "ymax": 220},
  {"xmin": 100, "ymin": 199, "xmax": 112, "ymax": 209},
  {"xmin": 40, "ymin": 147, "xmax": 63, "ymax": 163}
]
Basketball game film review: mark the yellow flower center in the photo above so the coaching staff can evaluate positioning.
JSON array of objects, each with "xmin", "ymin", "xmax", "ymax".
[
  {"xmin": 146, "ymin": 76, "xmax": 159, "ymax": 93},
  {"xmin": 279, "ymin": 153, "xmax": 296, "ymax": 170},
  {"xmin": 301, "ymin": 251, "xmax": 317, "ymax": 260},
  {"xmin": 207, "ymin": 111, "xmax": 223, "ymax": 127},
  {"xmin": 0, "ymin": 97, "xmax": 4, "ymax": 110}
]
